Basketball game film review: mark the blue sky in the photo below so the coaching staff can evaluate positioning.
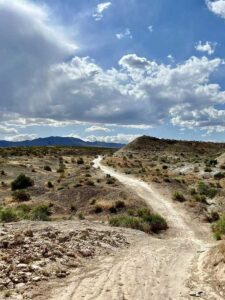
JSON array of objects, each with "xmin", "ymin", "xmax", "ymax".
[{"xmin": 1, "ymin": 0, "xmax": 225, "ymax": 143}]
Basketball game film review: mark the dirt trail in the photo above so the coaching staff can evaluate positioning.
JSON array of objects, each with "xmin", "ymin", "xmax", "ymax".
[{"xmin": 52, "ymin": 156, "xmax": 222, "ymax": 300}]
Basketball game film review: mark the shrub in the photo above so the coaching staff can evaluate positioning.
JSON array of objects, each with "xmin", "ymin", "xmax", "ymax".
[
  {"xmin": 193, "ymin": 194, "xmax": 207, "ymax": 204},
  {"xmin": 77, "ymin": 158, "xmax": 84, "ymax": 165},
  {"xmin": 70, "ymin": 204, "xmax": 77, "ymax": 212},
  {"xmin": 11, "ymin": 174, "xmax": 34, "ymax": 191},
  {"xmin": 109, "ymin": 208, "xmax": 167, "ymax": 234},
  {"xmin": 16, "ymin": 204, "xmax": 31, "ymax": 219},
  {"xmin": 47, "ymin": 181, "xmax": 54, "ymax": 188},
  {"xmin": 57, "ymin": 164, "xmax": 65, "ymax": 173},
  {"xmin": 106, "ymin": 178, "xmax": 115, "ymax": 185},
  {"xmin": 44, "ymin": 165, "xmax": 52, "ymax": 172},
  {"xmin": 94, "ymin": 205, "xmax": 103, "ymax": 214},
  {"xmin": 0, "ymin": 208, "xmax": 18, "ymax": 223},
  {"xmin": 109, "ymin": 205, "xmax": 117, "ymax": 214},
  {"xmin": 109, "ymin": 215, "xmax": 147, "ymax": 232},
  {"xmin": 204, "ymin": 167, "xmax": 212, "ymax": 173},
  {"xmin": 31, "ymin": 205, "xmax": 51, "ymax": 221},
  {"xmin": 189, "ymin": 188, "xmax": 197, "ymax": 195},
  {"xmin": 85, "ymin": 180, "xmax": 95, "ymax": 186},
  {"xmin": 212, "ymin": 215, "xmax": 225, "ymax": 240},
  {"xmin": 173, "ymin": 191, "xmax": 186, "ymax": 202},
  {"xmin": 198, "ymin": 182, "xmax": 217, "ymax": 199},
  {"xmin": 12, "ymin": 190, "xmax": 31, "ymax": 202},
  {"xmin": 214, "ymin": 172, "xmax": 225, "ymax": 180},
  {"xmin": 144, "ymin": 213, "xmax": 168, "ymax": 233},
  {"xmin": 78, "ymin": 212, "xmax": 85, "ymax": 220},
  {"xmin": 205, "ymin": 158, "xmax": 217, "ymax": 167},
  {"xmin": 115, "ymin": 200, "xmax": 126, "ymax": 209}
]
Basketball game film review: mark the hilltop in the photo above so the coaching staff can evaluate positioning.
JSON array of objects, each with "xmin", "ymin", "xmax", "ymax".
[{"xmin": 118, "ymin": 135, "xmax": 225, "ymax": 155}]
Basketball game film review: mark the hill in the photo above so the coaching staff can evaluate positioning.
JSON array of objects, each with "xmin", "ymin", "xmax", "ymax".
[
  {"xmin": 0, "ymin": 136, "xmax": 124, "ymax": 149},
  {"xmin": 117, "ymin": 135, "xmax": 225, "ymax": 155}
]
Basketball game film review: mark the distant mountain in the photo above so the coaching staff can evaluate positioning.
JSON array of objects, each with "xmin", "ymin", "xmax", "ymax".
[{"xmin": 0, "ymin": 136, "xmax": 124, "ymax": 149}]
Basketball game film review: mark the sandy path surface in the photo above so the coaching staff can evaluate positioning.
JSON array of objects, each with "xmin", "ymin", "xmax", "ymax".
[{"xmin": 51, "ymin": 156, "xmax": 222, "ymax": 300}]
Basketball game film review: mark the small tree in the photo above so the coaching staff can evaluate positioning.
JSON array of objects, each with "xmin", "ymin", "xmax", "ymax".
[{"xmin": 11, "ymin": 174, "xmax": 34, "ymax": 191}]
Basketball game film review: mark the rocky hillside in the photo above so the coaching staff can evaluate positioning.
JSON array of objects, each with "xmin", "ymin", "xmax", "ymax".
[{"xmin": 117, "ymin": 135, "xmax": 225, "ymax": 156}]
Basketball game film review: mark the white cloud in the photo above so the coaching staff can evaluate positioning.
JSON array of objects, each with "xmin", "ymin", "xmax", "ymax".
[
  {"xmin": 86, "ymin": 134, "xmax": 140, "ymax": 144},
  {"xmin": 148, "ymin": 25, "xmax": 154, "ymax": 32},
  {"xmin": 93, "ymin": 2, "xmax": 111, "ymax": 21},
  {"xmin": 167, "ymin": 54, "xmax": 175, "ymax": 62},
  {"xmin": 4, "ymin": 134, "xmax": 38, "ymax": 142},
  {"xmin": 195, "ymin": 41, "xmax": 216, "ymax": 55},
  {"xmin": 85, "ymin": 125, "xmax": 111, "ymax": 132},
  {"xmin": 3, "ymin": 118, "xmax": 84, "ymax": 128},
  {"xmin": 116, "ymin": 28, "xmax": 132, "ymax": 40},
  {"xmin": 0, "ymin": 125, "xmax": 17, "ymax": 134},
  {"xmin": 206, "ymin": 0, "xmax": 225, "ymax": 19},
  {"xmin": 1, "ymin": 1, "xmax": 225, "ymax": 135}
]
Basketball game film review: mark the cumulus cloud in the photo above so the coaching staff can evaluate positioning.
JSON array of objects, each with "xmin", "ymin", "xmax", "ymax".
[
  {"xmin": 206, "ymin": 0, "xmax": 225, "ymax": 19},
  {"xmin": 148, "ymin": 25, "xmax": 154, "ymax": 32},
  {"xmin": 116, "ymin": 28, "xmax": 132, "ymax": 39},
  {"xmin": 85, "ymin": 125, "xmax": 111, "ymax": 132},
  {"xmin": 1, "ymin": 0, "xmax": 225, "ymax": 135},
  {"xmin": 0, "ymin": 0, "xmax": 76, "ymax": 122},
  {"xmin": 86, "ymin": 134, "xmax": 140, "ymax": 144},
  {"xmin": 195, "ymin": 41, "xmax": 216, "ymax": 55},
  {"xmin": 0, "ymin": 125, "xmax": 18, "ymax": 134},
  {"xmin": 93, "ymin": 2, "xmax": 111, "ymax": 21},
  {"xmin": 4, "ymin": 134, "xmax": 38, "ymax": 142}
]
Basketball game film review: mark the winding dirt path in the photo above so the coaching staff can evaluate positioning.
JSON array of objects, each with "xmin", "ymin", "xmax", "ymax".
[{"xmin": 52, "ymin": 156, "xmax": 222, "ymax": 300}]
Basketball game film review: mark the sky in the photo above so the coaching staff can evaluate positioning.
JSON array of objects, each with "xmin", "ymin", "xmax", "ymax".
[{"xmin": 1, "ymin": 0, "xmax": 225, "ymax": 144}]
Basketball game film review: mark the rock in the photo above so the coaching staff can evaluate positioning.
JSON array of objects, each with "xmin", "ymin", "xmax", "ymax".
[
  {"xmin": 32, "ymin": 276, "xmax": 41, "ymax": 282},
  {"xmin": 16, "ymin": 283, "xmax": 26, "ymax": 290},
  {"xmin": 79, "ymin": 248, "xmax": 92, "ymax": 257},
  {"xmin": 17, "ymin": 264, "xmax": 28, "ymax": 269},
  {"xmin": 190, "ymin": 290, "xmax": 204, "ymax": 297}
]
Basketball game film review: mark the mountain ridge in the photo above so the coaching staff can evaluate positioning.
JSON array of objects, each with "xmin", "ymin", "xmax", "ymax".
[{"xmin": 0, "ymin": 136, "xmax": 124, "ymax": 149}]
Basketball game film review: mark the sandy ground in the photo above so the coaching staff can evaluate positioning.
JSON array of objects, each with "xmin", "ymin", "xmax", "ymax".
[{"xmin": 49, "ymin": 156, "xmax": 223, "ymax": 300}]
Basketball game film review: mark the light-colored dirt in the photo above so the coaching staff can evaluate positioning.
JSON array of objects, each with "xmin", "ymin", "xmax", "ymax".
[{"xmin": 50, "ymin": 156, "xmax": 222, "ymax": 300}]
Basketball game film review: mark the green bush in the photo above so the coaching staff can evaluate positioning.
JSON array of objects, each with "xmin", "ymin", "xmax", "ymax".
[
  {"xmin": 109, "ymin": 215, "xmax": 147, "ymax": 232},
  {"xmin": 109, "ymin": 208, "xmax": 167, "ymax": 234},
  {"xmin": 0, "ymin": 208, "xmax": 18, "ymax": 223},
  {"xmin": 12, "ymin": 190, "xmax": 31, "ymax": 202},
  {"xmin": 16, "ymin": 204, "xmax": 31, "ymax": 219},
  {"xmin": 198, "ymin": 182, "xmax": 217, "ymax": 199},
  {"xmin": 31, "ymin": 205, "xmax": 51, "ymax": 221},
  {"xmin": 212, "ymin": 215, "xmax": 225, "ymax": 240},
  {"xmin": 11, "ymin": 174, "xmax": 34, "ymax": 191}
]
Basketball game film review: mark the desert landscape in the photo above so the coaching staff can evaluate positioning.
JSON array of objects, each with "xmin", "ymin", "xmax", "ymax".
[
  {"xmin": 2, "ymin": 1, "xmax": 225, "ymax": 299},
  {"xmin": 0, "ymin": 136, "xmax": 225, "ymax": 299}
]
